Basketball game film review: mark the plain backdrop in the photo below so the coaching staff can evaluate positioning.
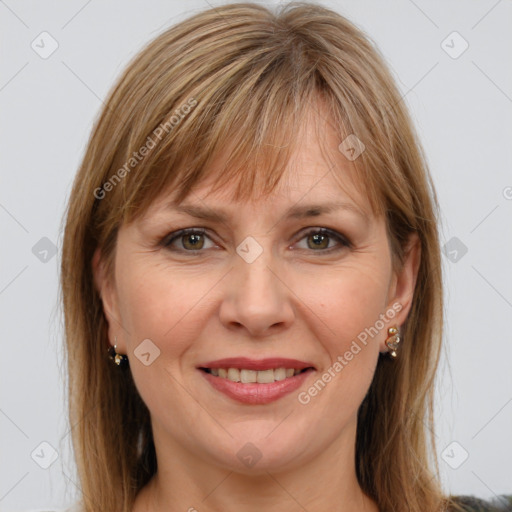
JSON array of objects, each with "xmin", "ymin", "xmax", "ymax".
[{"xmin": 1, "ymin": 0, "xmax": 511, "ymax": 510}]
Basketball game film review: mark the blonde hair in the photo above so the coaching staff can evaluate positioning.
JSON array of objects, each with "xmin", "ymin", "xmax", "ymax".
[{"xmin": 60, "ymin": 2, "xmax": 455, "ymax": 511}]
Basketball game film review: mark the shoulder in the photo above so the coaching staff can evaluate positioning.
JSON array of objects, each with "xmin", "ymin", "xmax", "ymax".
[{"xmin": 449, "ymin": 495, "xmax": 512, "ymax": 511}]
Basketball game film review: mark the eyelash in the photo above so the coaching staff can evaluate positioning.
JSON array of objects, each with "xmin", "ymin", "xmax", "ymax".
[{"xmin": 161, "ymin": 227, "xmax": 351, "ymax": 255}]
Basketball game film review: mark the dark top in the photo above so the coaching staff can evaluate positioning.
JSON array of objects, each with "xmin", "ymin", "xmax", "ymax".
[{"xmin": 450, "ymin": 495, "xmax": 512, "ymax": 511}]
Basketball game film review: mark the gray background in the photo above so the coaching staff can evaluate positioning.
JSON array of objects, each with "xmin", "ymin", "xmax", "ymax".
[{"xmin": 1, "ymin": 0, "xmax": 511, "ymax": 510}]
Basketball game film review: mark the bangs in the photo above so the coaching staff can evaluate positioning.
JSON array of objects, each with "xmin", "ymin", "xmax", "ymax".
[{"xmin": 96, "ymin": 12, "xmax": 388, "ymax": 229}]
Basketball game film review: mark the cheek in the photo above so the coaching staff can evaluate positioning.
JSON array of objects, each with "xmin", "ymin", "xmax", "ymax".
[
  {"xmin": 116, "ymin": 259, "xmax": 221, "ymax": 354},
  {"xmin": 115, "ymin": 261, "xmax": 217, "ymax": 426},
  {"xmin": 293, "ymin": 267, "xmax": 387, "ymax": 424},
  {"xmin": 298, "ymin": 260, "xmax": 391, "ymax": 348},
  {"xmin": 292, "ymin": 259, "xmax": 390, "ymax": 405}
]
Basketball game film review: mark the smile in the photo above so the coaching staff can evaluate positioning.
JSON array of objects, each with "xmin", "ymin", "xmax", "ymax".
[
  {"xmin": 201, "ymin": 367, "xmax": 311, "ymax": 383},
  {"xmin": 197, "ymin": 357, "xmax": 316, "ymax": 405}
]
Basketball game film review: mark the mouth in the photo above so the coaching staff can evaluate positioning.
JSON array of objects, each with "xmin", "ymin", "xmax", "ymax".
[
  {"xmin": 197, "ymin": 357, "xmax": 316, "ymax": 404},
  {"xmin": 199, "ymin": 366, "xmax": 313, "ymax": 383}
]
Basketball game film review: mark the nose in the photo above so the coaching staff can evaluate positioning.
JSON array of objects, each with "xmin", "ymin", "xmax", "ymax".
[{"xmin": 218, "ymin": 247, "xmax": 295, "ymax": 337}]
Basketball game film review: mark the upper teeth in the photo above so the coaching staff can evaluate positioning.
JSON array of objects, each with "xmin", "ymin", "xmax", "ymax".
[{"xmin": 210, "ymin": 368, "xmax": 303, "ymax": 383}]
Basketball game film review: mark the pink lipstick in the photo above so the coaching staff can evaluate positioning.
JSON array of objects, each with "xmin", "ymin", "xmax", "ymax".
[{"xmin": 197, "ymin": 357, "xmax": 316, "ymax": 405}]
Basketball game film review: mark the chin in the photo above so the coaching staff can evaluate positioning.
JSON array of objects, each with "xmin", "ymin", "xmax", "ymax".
[{"xmin": 202, "ymin": 422, "xmax": 317, "ymax": 474}]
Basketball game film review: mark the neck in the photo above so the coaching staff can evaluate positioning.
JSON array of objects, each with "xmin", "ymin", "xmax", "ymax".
[{"xmin": 133, "ymin": 417, "xmax": 378, "ymax": 512}]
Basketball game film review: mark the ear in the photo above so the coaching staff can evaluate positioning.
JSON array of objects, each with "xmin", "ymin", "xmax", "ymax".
[
  {"xmin": 381, "ymin": 232, "xmax": 421, "ymax": 351},
  {"xmin": 92, "ymin": 247, "xmax": 125, "ymax": 351}
]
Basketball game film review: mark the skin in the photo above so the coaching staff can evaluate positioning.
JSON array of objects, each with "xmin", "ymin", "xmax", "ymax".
[{"xmin": 93, "ymin": 107, "xmax": 420, "ymax": 512}]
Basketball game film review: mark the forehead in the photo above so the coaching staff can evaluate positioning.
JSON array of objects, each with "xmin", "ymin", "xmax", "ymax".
[{"xmin": 143, "ymin": 108, "xmax": 372, "ymax": 221}]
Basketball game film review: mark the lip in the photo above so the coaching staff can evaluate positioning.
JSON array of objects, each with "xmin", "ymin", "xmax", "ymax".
[
  {"xmin": 198, "ymin": 357, "xmax": 315, "ymax": 371},
  {"xmin": 199, "ymin": 367, "xmax": 315, "ymax": 405}
]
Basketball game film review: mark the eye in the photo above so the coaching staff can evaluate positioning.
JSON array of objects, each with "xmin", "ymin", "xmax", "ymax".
[
  {"xmin": 163, "ymin": 228, "xmax": 217, "ymax": 252},
  {"xmin": 294, "ymin": 228, "xmax": 350, "ymax": 253},
  {"xmin": 161, "ymin": 227, "xmax": 351, "ymax": 255}
]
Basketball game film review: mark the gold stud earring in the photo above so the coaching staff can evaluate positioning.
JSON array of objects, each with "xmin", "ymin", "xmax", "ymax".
[
  {"xmin": 108, "ymin": 336, "xmax": 129, "ymax": 367},
  {"xmin": 385, "ymin": 326, "xmax": 401, "ymax": 358}
]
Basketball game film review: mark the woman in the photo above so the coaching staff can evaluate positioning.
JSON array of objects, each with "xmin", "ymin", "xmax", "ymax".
[{"xmin": 59, "ymin": 2, "xmax": 510, "ymax": 511}]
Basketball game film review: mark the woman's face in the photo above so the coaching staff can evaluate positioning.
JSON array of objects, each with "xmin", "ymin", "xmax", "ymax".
[{"xmin": 94, "ymin": 117, "xmax": 419, "ymax": 475}]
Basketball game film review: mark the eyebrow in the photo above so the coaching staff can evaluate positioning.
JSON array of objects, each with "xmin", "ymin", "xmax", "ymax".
[{"xmin": 167, "ymin": 201, "xmax": 368, "ymax": 223}]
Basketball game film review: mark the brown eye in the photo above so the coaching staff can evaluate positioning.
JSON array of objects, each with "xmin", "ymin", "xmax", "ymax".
[
  {"xmin": 182, "ymin": 232, "xmax": 205, "ymax": 250},
  {"xmin": 162, "ymin": 227, "xmax": 349, "ymax": 255},
  {"xmin": 307, "ymin": 232, "xmax": 330, "ymax": 250},
  {"xmin": 164, "ymin": 228, "xmax": 215, "ymax": 252},
  {"xmin": 296, "ymin": 228, "xmax": 350, "ymax": 253}
]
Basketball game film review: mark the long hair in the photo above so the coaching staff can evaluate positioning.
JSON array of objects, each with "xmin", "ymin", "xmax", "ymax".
[{"xmin": 60, "ymin": 3, "xmax": 453, "ymax": 511}]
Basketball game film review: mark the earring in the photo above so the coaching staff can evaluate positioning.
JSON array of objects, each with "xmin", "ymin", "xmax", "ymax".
[
  {"xmin": 108, "ymin": 337, "xmax": 129, "ymax": 367},
  {"xmin": 385, "ymin": 326, "xmax": 401, "ymax": 358}
]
